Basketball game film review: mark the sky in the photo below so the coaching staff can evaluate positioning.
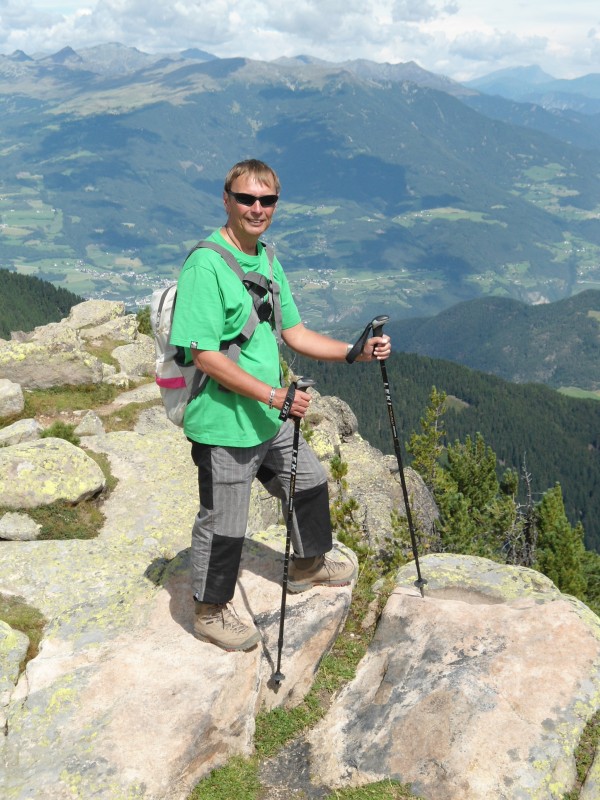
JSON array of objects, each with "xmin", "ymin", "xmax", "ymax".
[{"xmin": 0, "ymin": 0, "xmax": 598, "ymax": 82}]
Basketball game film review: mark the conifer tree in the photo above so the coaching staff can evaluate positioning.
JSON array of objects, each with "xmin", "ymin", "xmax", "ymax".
[
  {"xmin": 534, "ymin": 484, "xmax": 587, "ymax": 598},
  {"xmin": 407, "ymin": 386, "xmax": 447, "ymax": 490}
]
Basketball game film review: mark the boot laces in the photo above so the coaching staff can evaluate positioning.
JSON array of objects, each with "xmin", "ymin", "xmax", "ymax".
[{"xmin": 207, "ymin": 603, "xmax": 251, "ymax": 634}]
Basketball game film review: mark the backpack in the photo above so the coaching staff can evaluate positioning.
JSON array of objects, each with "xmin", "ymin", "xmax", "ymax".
[{"xmin": 150, "ymin": 240, "xmax": 282, "ymax": 427}]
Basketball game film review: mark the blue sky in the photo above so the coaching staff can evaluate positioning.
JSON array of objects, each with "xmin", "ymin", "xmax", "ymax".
[{"xmin": 0, "ymin": 0, "xmax": 598, "ymax": 80}]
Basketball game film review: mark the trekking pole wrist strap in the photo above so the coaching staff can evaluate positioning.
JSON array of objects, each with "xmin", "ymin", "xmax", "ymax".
[
  {"xmin": 278, "ymin": 383, "xmax": 296, "ymax": 421},
  {"xmin": 346, "ymin": 321, "xmax": 372, "ymax": 364}
]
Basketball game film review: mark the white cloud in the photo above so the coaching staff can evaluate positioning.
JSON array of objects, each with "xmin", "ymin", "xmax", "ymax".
[{"xmin": 0, "ymin": 0, "xmax": 597, "ymax": 79}]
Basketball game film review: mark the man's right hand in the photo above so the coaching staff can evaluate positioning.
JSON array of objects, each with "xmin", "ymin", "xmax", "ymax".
[{"xmin": 273, "ymin": 387, "xmax": 311, "ymax": 419}]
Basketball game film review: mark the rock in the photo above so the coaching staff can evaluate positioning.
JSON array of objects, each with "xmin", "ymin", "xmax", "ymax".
[
  {"xmin": 103, "ymin": 372, "xmax": 130, "ymax": 388},
  {"xmin": 0, "ymin": 419, "xmax": 43, "ymax": 447},
  {"xmin": 0, "ymin": 425, "xmax": 354, "ymax": 799},
  {"xmin": 0, "ymin": 379, "xmax": 24, "ymax": 419},
  {"xmin": 111, "ymin": 381, "xmax": 160, "ymax": 407},
  {"xmin": 308, "ymin": 553, "xmax": 600, "ymax": 800},
  {"xmin": 307, "ymin": 393, "xmax": 358, "ymax": 460},
  {"xmin": 337, "ymin": 435, "xmax": 436, "ymax": 553},
  {"xmin": 0, "ymin": 438, "xmax": 106, "ymax": 508},
  {"xmin": 132, "ymin": 406, "xmax": 175, "ymax": 435},
  {"xmin": 0, "ymin": 512, "xmax": 42, "ymax": 541},
  {"xmin": 78, "ymin": 313, "xmax": 139, "ymax": 343},
  {"xmin": 0, "ymin": 335, "xmax": 104, "ymax": 389},
  {"xmin": 111, "ymin": 333, "xmax": 154, "ymax": 378},
  {"xmin": 64, "ymin": 300, "xmax": 126, "ymax": 330},
  {"xmin": 73, "ymin": 411, "xmax": 105, "ymax": 437}
]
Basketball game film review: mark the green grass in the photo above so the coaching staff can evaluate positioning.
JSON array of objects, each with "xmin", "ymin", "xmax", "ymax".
[
  {"xmin": 188, "ymin": 756, "xmax": 261, "ymax": 800},
  {"xmin": 325, "ymin": 783, "xmax": 424, "ymax": 799},
  {"xmin": 102, "ymin": 398, "xmax": 160, "ymax": 432},
  {"xmin": 563, "ymin": 710, "xmax": 600, "ymax": 799},
  {"xmin": 0, "ymin": 594, "xmax": 47, "ymax": 674},
  {"xmin": 19, "ymin": 383, "xmax": 119, "ymax": 419},
  {"xmin": 39, "ymin": 420, "xmax": 80, "ymax": 446}
]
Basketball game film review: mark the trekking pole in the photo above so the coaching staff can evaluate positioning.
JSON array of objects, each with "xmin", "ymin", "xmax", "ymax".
[
  {"xmin": 348, "ymin": 316, "xmax": 427, "ymax": 598},
  {"xmin": 273, "ymin": 377, "xmax": 315, "ymax": 685}
]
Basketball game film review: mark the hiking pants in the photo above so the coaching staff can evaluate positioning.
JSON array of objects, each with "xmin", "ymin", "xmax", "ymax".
[{"xmin": 190, "ymin": 421, "xmax": 333, "ymax": 604}]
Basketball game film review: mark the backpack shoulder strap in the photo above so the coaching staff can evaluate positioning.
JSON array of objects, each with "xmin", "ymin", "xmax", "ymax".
[{"xmin": 263, "ymin": 243, "xmax": 283, "ymax": 345}]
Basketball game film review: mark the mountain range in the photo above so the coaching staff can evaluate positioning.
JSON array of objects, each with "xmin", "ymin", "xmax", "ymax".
[
  {"xmin": 0, "ymin": 43, "xmax": 599, "ymax": 337},
  {"xmin": 385, "ymin": 289, "xmax": 600, "ymax": 392}
]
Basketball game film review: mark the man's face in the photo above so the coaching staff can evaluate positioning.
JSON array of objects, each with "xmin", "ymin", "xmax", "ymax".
[{"xmin": 223, "ymin": 173, "xmax": 278, "ymax": 243}]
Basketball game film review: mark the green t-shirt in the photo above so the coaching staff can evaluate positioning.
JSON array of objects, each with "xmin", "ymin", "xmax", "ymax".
[{"xmin": 169, "ymin": 230, "xmax": 301, "ymax": 446}]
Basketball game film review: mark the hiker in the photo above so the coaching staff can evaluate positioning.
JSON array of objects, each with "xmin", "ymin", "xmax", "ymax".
[{"xmin": 169, "ymin": 158, "xmax": 391, "ymax": 651}]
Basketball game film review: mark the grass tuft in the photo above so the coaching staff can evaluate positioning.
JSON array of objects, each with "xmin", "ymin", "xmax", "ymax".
[{"xmin": 0, "ymin": 594, "xmax": 46, "ymax": 674}]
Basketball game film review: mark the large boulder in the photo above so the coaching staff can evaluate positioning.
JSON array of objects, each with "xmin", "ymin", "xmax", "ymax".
[
  {"xmin": 0, "ymin": 331, "xmax": 104, "ymax": 389},
  {"xmin": 308, "ymin": 553, "xmax": 600, "ymax": 799},
  {"xmin": 0, "ymin": 438, "xmax": 106, "ymax": 508},
  {"xmin": 63, "ymin": 299, "xmax": 126, "ymax": 330}
]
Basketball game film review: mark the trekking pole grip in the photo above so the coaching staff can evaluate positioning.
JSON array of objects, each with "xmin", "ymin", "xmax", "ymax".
[
  {"xmin": 371, "ymin": 314, "xmax": 390, "ymax": 339},
  {"xmin": 278, "ymin": 377, "xmax": 315, "ymax": 421},
  {"xmin": 346, "ymin": 315, "xmax": 390, "ymax": 363}
]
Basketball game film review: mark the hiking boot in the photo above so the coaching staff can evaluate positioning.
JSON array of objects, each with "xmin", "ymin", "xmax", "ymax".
[
  {"xmin": 194, "ymin": 602, "xmax": 261, "ymax": 651},
  {"xmin": 288, "ymin": 551, "xmax": 357, "ymax": 594}
]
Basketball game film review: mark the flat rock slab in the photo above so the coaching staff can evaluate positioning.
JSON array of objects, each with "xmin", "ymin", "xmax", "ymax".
[
  {"xmin": 308, "ymin": 553, "xmax": 600, "ymax": 800},
  {"xmin": 0, "ymin": 427, "xmax": 354, "ymax": 800}
]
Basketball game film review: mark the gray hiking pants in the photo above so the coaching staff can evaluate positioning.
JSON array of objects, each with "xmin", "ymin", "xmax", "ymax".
[{"xmin": 190, "ymin": 421, "xmax": 332, "ymax": 604}]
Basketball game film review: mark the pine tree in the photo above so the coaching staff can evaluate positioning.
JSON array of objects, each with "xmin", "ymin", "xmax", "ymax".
[
  {"xmin": 534, "ymin": 484, "xmax": 587, "ymax": 598},
  {"xmin": 407, "ymin": 386, "xmax": 447, "ymax": 490}
]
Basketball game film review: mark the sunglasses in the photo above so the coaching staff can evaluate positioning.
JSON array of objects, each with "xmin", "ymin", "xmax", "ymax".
[{"xmin": 228, "ymin": 190, "xmax": 279, "ymax": 208}]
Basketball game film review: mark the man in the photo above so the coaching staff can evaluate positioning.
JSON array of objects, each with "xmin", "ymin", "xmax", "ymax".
[{"xmin": 170, "ymin": 159, "xmax": 391, "ymax": 651}]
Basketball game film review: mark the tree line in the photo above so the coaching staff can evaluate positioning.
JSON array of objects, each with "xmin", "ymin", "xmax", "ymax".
[
  {"xmin": 0, "ymin": 269, "xmax": 82, "ymax": 339},
  {"xmin": 289, "ymin": 348, "xmax": 600, "ymax": 552}
]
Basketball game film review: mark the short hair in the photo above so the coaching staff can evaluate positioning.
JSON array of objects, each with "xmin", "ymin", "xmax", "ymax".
[{"xmin": 224, "ymin": 159, "xmax": 281, "ymax": 195}]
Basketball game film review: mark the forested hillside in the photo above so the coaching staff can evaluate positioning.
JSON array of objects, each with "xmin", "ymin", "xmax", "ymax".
[
  {"xmin": 383, "ymin": 290, "xmax": 600, "ymax": 390},
  {"xmin": 289, "ymin": 349, "xmax": 600, "ymax": 552},
  {"xmin": 0, "ymin": 270, "xmax": 83, "ymax": 338}
]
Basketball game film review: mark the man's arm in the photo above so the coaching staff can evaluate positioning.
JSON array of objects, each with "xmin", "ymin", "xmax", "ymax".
[
  {"xmin": 192, "ymin": 349, "xmax": 311, "ymax": 418},
  {"xmin": 282, "ymin": 322, "xmax": 391, "ymax": 362}
]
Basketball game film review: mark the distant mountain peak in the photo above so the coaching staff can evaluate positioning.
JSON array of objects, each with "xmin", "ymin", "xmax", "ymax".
[
  {"xmin": 179, "ymin": 47, "xmax": 218, "ymax": 62},
  {"xmin": 45, "ymin": 46, "xmax": 82, "ymax": 65},
  {"xmin": 9, "ymin": 49, "xmax": 33, "ymax": 62}
]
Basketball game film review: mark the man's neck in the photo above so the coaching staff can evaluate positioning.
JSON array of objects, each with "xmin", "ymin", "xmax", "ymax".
[{"xmin": 222, "ymin": 225, "xmax": 258, "ymax": 256}]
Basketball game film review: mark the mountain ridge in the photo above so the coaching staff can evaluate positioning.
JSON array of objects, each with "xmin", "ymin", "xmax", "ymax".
[
  {"xmin": 384, "ymin": 289, "xmax": 600, "ymax": 390},
  {"xmin": 0, "ymin": 44, "xmax": 598, "ymax": 328}
]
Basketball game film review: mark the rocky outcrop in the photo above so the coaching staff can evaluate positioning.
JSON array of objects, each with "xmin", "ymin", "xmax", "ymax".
[
  {"xmin": 308, "ymin": 554, "xmax": 600, "ymax": 799},
  {"xmin": 0, "ymin": 300, "xmax": 153, "ymax": 390},
  {"xmin": 1, "ymin": 300, "xmax": 599, "ymax": 800}
]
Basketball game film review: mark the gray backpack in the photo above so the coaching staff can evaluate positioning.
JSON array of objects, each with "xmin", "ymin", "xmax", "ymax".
[{"xmin": 150, "ymin": 240, "xmax": 282, "ymax": 427}]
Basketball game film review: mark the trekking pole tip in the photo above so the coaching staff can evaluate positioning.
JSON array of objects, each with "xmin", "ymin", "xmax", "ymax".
[
  {"xmin": 414, "ymin": 578, "xmax": 427, "ymax": 598},
  {"xmin": 273, "ymin": 670, "xmax": 285, "ymax": 685}
]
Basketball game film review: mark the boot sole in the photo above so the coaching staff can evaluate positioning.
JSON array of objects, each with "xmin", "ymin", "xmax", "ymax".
[{"xmin": 287, "ymin": 578, "xmax": 354, "ymax": 594}]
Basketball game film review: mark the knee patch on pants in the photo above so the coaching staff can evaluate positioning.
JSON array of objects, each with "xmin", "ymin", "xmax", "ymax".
[{"xmin": 293, "ymin": 481, "xmax": 332, "ymax": 557}]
